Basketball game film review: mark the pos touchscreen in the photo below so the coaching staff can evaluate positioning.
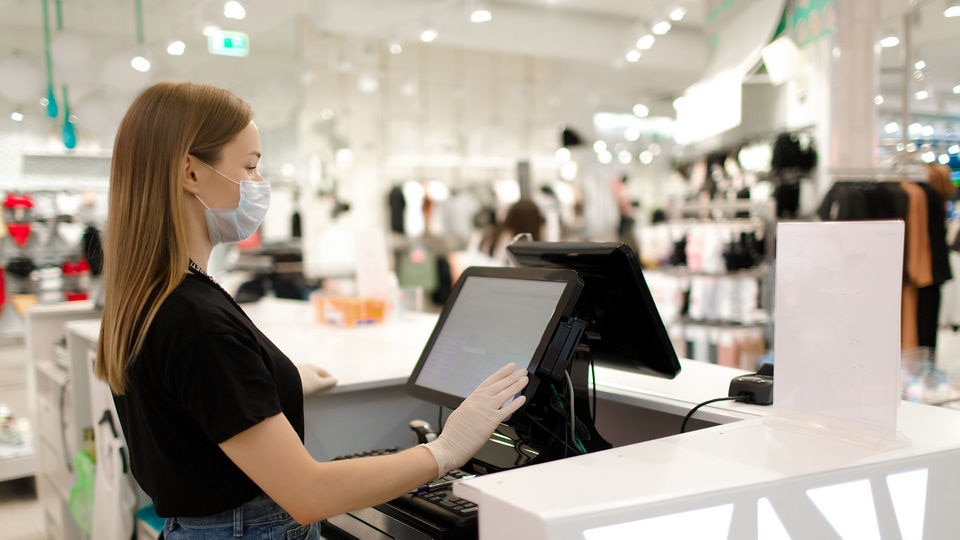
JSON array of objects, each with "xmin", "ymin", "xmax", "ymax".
[{"xmin": 406, "ymin": 266, "xmax": 583, "ymax": 410}]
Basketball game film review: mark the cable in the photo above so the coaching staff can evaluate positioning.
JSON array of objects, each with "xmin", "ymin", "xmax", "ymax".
[
  {"xmin": 679, "ymin": 396, "xmax": 747, "ymax": 434},
  {"xmin": 563, "ymin": 370, "xmax": 577, "ymax": 454}
]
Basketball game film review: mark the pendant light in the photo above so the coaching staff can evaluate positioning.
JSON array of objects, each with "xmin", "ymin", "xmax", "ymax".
[
  {"xmin": 53, "ymin": 0, "xmax": 76, "ymax": 149},
  {"xmin": 40, "ymin": 0, "xmax": 58, "ymax": 118}
]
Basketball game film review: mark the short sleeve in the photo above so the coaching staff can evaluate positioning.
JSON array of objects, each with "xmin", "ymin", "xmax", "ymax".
[{"xmin": 166, "ymin": 331, "xmax": 282, "ymax": 443}]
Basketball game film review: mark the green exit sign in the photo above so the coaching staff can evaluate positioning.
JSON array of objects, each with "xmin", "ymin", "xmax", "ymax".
[{"xmin": 208, "ymin": 30, "xmax": 249, "ymax": 57}]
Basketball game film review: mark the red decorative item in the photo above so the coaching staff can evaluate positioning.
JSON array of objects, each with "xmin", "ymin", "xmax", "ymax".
[
  {"xmin": 2, "ymin": 193, "xmax": 34, "ymax": 210},
  {"xmin": 6, "ymin": 223, "xmax": 31, "ymax": 247}
]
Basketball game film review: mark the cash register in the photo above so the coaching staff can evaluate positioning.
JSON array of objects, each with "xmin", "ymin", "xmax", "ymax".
[{"xmin": 322, "ymin": 243, "xmax": 680, "ymax": 539}]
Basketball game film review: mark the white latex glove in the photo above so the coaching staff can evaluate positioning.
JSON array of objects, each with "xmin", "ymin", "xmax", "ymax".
[
  {"xmin": 423, "ymin": 363, "xmax": 528, "ymax": 476},
  {"xmin": 296, "ymin": 364, "xmax": 337, "ymax": 396}
]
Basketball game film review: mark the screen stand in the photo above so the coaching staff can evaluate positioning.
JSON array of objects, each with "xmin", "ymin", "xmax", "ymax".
[{"xmin": 467, "ymin": 349, "xmax": 611, "ymax": 474}]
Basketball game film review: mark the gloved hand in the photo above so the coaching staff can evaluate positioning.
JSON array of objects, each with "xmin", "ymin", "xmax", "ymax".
[
  {"xmin": 423, "ymin": 363, "xmax": 528, "ymax": 476},
  {"xmin": 296, "ymin": 364, "xmax": 337, "ymax": 396}
]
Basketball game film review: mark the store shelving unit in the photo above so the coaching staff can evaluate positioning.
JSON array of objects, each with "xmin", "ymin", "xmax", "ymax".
[{"xmin": 25, "ymin": 301, "xmax": 100, "ymax": 540}]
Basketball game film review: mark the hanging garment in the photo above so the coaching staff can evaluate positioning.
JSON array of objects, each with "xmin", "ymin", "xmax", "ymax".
[{"xmin": 900, "ymin": 181, "xmax": 933, "ymax": 349}]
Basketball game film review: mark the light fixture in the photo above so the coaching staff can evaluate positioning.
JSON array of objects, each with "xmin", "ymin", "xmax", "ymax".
[
  {"xmin": 874, "ymin": 94, "xmax": 884, "ymax": 105},
  {"xmin": 949, "ymin": 144, "xmax": 960, "ymax": 154},
  {"xmin": 203, "ymin": 25, "xmax": 220, "ymax": 37},
  {"xmin": 945, "ymin": 0, "xmax": 960, "ymax": 17},
  {"xmin": 167, "ymin": 40, "xmax": 186, "ymax": 55},
  {"xmin": 468, "ymin": 0, "xmax": 492, "ymax": 23},
  {"xmin": 593, "ymin": 140, "xmax": 607, "ymax": 153},
  {"xmin": 879, "ymin": 32, "xmax": 900, "ymax": 48},
  {"xmin": 953, "ymin": 84, "xmax": 960, "ymax": 94},
  {"xmin": 670, "ymin": 7, "xmax": 687, "ymax": 21},
  {"xmin": 914, "ymin": 59, "xmax": 926, "ymax": 70},
  {"xmin": 921, "ymin": 151, "xmax": 936, "ymax": 163},
  {"xmin": 420, "ymin": 23, "xmax": 438, "ymax": 43},
  {"xmin": 884, "ymin": 122, "xmax": 899, "ymax": 134},
  {"xmin": 632, "ymin": 103, "xmax": 649, "ymax": 117},
  {"xmin": 625, "ymin": 49, "xmax": 641, "ymax": 62},
  {"xmin": 617, "ymin": 150, "xmax": 632, "ymax": 164},
  {"xmin": 130, "ymin": 55, "xmax": 151, "ymax": 72},
  {"xmin": 388, "ymin": 39, "xmax": 403, "ymax": 55},
  {"xmin": 940, "ymin": 154, "xmax": 951, "ymax": 164},
  {"xmin": 639, "ymin": 150, "xmax": 654, "ymax": 164},
  {"xmin": 636, "ymin": 33, "xmax": 655, "ymax": 50},
  {"xmin": 10, "ymin": 111, "xmax": 24, "ymax": 121},
  {"xmin": 224, "ymin": 1, "xmax": 246, "ymax": 20},
  {"xmin": 915, "ymin": 89, "xmax": 929, "ymax": 100},
  {"xmin": 651, "ymin": 19, "xmax": 671, "ymax": 35},
  {"xmin": 920, "ymin": 124, "xmax": 934, "ymax": 137}
]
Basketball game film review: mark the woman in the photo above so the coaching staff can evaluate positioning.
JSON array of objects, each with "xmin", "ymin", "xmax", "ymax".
[
  {"xmin": 478, "ymin": 198, "xmax": 545, "ymax": 264},
  {"xmin": 95, "ymin": 81, "xmax": 527, "ymax": 538}
]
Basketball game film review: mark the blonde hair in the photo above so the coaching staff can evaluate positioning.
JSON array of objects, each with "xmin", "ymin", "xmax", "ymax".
[{"xmin": 96, "ymin": 82, "xmax": 252, "ymax": 394}]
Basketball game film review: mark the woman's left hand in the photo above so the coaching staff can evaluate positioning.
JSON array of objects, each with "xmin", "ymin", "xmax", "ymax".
[{"xmin": 296, "ymin": 364, "xmax": 337, "ymax": 396}]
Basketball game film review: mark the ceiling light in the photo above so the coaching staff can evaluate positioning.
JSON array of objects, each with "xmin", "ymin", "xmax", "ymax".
[
  {"xmin": 940, "ymin": 154, "xmax": 951, "ymax": 164},
  {"xmin": 224, "ymin": 1, "xmax": 246, "ymax": 20},
  {"xmin": 632, "ymin": 103, "xmax": 649, "ymax": 117},
  {"xmin": 597, "ymin": 150, "xmax": 612, "ymax": 164},
  {"xmin": 921, "ymin": 124, "xmax": 934, "ymax": 136},
  {"xmin": 874, "ymin": 94, "xmax": 884, "ymax": 105},
  {"xmin": 167, "ymin": 40, "xmax": 186, "ymax": 55},
  {"xmin": 593, "ymin": 140, "xmax": 607, "ymax": 153},
  {"xmin": 636, "ymin": 34, "xmax": 656, "ymax": 50},
  {"xmin": 914, "ymin": 59, "xmax": 926, "ymax": 70},
  {"xmin": 203, "ymin": 25, "xmax": 221, "ymax": 36},
  {"xmin": 639, "ymin": 150, "xmax": 654, "ymax": 164},
  {"xmin": 388, "ymin": 40, "xmax": 403, "ymax": 55},
  {"xmin": 625, "ymin": 49, "xmax": 641, "ymax": 62},
  {"xmin": 953, "ymin": 84, "xmax": 960, "ymax": 94},
  {"xmin": 10, "ymin": 111, "xmax": 24, "ymax": 122},
  {"xmin": 618, "ymin": 150, "xmax": 632, "ymax": 164},
  {"xmin": 884, "ymin": 122, "xmax": 899, "ymax": 134},
  {"xmin": 915, "ymin": 90, "xmax": 929, "ymax": 100},
  {"xmin": 624, "ymin": 126, "xmax": 641, "ymax": 141},
  {"xmin": 420, "ymin": 26, "xmax": 438, "ymax": 43},
  {"xmin": 670, "ymin": 7, "xmax": 687, "ymax": 21},
  {"xmin": 468, "ymin": 0, "xmax": 492, "ymax": 23},
  {"xmin": 908, "ymin": 123, "xmax": 922, "ymax": 135},
  {"xmin": 921, "ymin": 151, "xmax": 936, "ymax": 163},
  {"xmin": 879, "ymin": 34, "xmax": 900, "ymax": 48},
  {"xmin": 130, "ymin": 55, "xmax": 151, "ymax": 72},
  {"xmin": 651, "ymin": 20, "xmax": 671, "ymax": 35},
  {"xmin": 949, "ymin": 144, "xmax": 960, "ymax": 154},
  {"xmin": 945, "ymin": 1, "xmax": 960, "ymax": 17},
  {"xmin": 555, "ymin": 147, "xmax": 571, "ymax": 162}
]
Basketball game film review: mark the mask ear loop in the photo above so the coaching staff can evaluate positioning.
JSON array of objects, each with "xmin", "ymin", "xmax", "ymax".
[
  {"xmin": 510, "ymin": 232, "xmax": 532, "ymax": 244},
  {"xmin": 194, "ymin": 194, "xmax": 211, "ymax": 209}
]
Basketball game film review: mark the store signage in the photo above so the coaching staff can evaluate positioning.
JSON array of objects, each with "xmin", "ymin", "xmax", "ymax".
[{"xmin": 208, "ymin": 31, "xmax": 249, "ymax": 57}]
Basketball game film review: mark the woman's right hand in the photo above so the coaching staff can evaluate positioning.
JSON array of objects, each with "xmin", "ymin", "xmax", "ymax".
[{"xmin": 422, "ymin": 363, "xmax": 528, "ymax": 476}]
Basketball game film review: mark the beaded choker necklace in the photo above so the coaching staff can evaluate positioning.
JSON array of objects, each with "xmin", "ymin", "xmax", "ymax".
[{"xmin": 188, "ymin": 259, "xmax": 215, "ymax": 282}]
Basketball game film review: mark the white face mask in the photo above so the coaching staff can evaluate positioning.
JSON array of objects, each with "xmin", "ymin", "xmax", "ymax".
[{"xmin": 194, "ymin": 160, "xmax": 270, "ymax": 245}]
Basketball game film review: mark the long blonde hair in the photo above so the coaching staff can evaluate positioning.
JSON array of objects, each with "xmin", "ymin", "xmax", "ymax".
[{"xmin": 96, "ymin": 82, "xmax": 252, "ymax": 394}]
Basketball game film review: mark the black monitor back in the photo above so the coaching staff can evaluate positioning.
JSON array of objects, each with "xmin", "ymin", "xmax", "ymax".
[{"xmin": 507, "ymin": 241, "xmax": 681, "ymax": 379}]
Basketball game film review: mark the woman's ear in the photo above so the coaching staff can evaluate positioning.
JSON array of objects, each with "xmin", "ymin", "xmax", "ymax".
[{"xmin": 182, "ymin": 155, "xmax": 201, "ymax": 195}]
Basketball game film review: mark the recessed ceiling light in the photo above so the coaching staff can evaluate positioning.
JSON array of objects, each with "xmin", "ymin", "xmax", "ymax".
[
  {"xmin": 670, "ymin": 7, "xmax": 686, "ymax": 21},
  {"xmin": 636, "ymin": 34, "xmax": 655, "ymax": 50},
  {"xmin": 167, "ymin": 40, "xmax": 186, "ymax": 55},
  {"xmin": 224, "ymin": 1, "xmax": 246, "ymax": 20},
  {"xmin": 651, "ymin": 20, "xmax": 671, "ymax": 35}
]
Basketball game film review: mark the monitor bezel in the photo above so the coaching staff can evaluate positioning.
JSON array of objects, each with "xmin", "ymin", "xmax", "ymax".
[
  {"xmin": 507, "ymin": 241, "xmax": 681, "ymax": 379},
  {"xmin": 406, "ymin": 265, "xmax": 584, "ymax": 410}
]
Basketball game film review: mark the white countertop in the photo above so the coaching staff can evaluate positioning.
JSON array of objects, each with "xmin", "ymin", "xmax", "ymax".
[
  {"xmin": 65, "ymin": 298, "xmax": 440, "ymax": 395},
  {"xmin": 455, "ymin": 400, "xmax": 960, "ymax": 537}
]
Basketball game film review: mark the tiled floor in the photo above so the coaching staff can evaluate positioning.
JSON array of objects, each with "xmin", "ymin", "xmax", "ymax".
[{"xmin": 2, "ymin": 328, "xmax": 960, "ymax": 540}]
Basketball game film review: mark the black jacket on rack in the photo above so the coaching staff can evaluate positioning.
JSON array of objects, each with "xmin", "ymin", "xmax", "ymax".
[{"xmin": 816, "ymin": 179, "xmax": 950, "ymax": 350}]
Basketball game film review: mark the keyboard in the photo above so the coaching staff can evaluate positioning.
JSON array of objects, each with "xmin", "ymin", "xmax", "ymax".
[{"xmin": 330, "ymin": 448, "xmax": 480, "ymax": 530}]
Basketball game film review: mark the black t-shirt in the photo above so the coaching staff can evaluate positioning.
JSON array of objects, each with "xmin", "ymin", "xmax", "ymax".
[{"xmin": 113, "ymin": 272, "xmax": 305, "ymax": 517}]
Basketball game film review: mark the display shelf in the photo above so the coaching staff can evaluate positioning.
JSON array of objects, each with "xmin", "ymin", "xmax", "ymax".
[{"xmin": 0, "ymin": 336, "xmax": 35, "ymax": 482}]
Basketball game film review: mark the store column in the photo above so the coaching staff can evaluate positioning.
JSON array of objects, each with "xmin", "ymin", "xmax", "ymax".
[{"xmin": 827, "ymin": 0, "xmax": 880, "ymax": 176}]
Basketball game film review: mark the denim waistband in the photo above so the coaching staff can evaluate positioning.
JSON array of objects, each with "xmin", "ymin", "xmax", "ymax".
[{"xmin": 169, "ymin": 493, "xmax": 291, "ymax": 535}]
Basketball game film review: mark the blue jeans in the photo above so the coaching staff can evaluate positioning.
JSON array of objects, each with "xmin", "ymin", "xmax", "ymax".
[{"xmin": 161, "ymin": 493, "xmax": 320, "ymax": 539}]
